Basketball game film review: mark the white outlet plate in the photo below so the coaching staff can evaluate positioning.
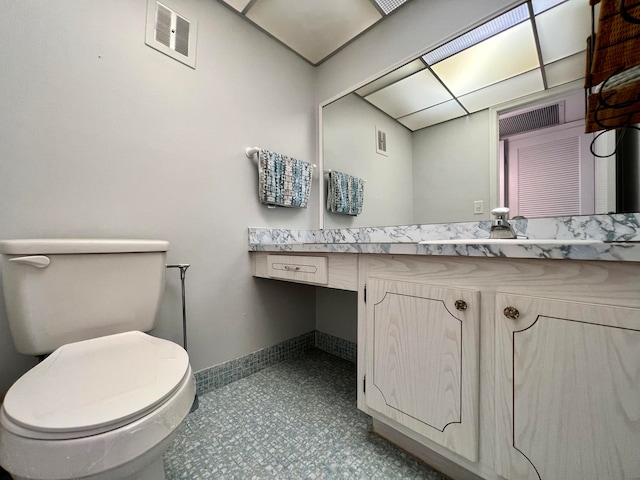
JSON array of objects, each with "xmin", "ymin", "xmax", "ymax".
[{"xmin": 473, "ymin": 200, "xmax": 484, "ymax": 214}]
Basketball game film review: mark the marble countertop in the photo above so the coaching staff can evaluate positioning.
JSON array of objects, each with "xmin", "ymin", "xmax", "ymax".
[
  {"xmin": 248, "ymin": 213, "xmax": 640, "ymax": 262},
  {"xmin": 249, "ymin": 239, "xmax": 640, "ymax": 262}
]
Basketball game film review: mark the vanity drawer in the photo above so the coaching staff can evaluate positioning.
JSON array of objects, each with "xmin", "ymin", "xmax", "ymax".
[
  {"xmin": 252, "ymin": 253, "xmax": 358, "ymax": 291},
  {"xmin": 267, "ymin": 255, "xmax": 328, "ymax": 284}
]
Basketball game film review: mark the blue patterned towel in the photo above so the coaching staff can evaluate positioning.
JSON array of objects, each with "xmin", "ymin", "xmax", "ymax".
[
  {"xmin": 326, "ymin": 170, "xmax": 364, "ymax": 216},
  {"xmin": 258, "ymin": 150, "xmax": 313, "ymax": 208}
]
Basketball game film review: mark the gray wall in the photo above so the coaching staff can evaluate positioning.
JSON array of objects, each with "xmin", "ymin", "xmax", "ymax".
[
  {"xmin": 323, "ymin": 94, "xmax": 413, "ymax": 228},
  {"xmin": 0, "ymin": 0, "xmax": 549, "ymax": 395},
  {"xmin": 0, "ymin": 0, "xmax": 317, "ymax": 398},
  {"xmin": 412, "ymin": 111, "xmax": 491, "ymax": 224},
  {"xmin": 322, "ymin": 96, "xmax": 492, "ymax": 227},
  {"xmin": 315, "ymin": 289, "xmax": 358, "ymax": 343}
]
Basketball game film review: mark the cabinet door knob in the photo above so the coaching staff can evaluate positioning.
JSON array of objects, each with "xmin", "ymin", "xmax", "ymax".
[
  {"xmin": 503, "ymin": 306, "xmax": 520, "ymax": 320},
  {"xmin": 455, "ymin": 300, "xmax": 468, "ymax": 311}
]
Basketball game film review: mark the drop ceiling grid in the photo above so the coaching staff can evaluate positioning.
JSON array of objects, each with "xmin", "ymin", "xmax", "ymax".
[
  {"xmin": 216, "ymin": 0, "xmax": 591, "ymax": 132},
  {"xmin": 398, "ymin": 100, "xmax": 467, "ymax": 131},
  {"xmin": 535, "ymin": 0, "xmax": 594, "ymax": 64},
  {"xmin": 356, "ymin": 59, "xmax": 426, "ymax": 97},
  {"xmin": 458, "ymin": 69, "xmax": 545, "ymax": 113},
  {"xmin": 544, "ymin": 53, "xmax": 586, "ymax": 88},
  {"xmin": 431, "ymin": 21, "xmax": 540, "ymax": 97},
  {"xmin": 364, "ymin": 69, "xmax": 455, "ymax": 119}
]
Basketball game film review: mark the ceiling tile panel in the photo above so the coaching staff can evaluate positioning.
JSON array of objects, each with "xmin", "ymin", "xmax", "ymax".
[
  {"xmin": 458, "ymin": 69, "xmax": 544, "ymax": 113},
  {"xmin": 545, "ymin": 52, "xmax": 586, "ymax": 88},
  {"xmin": 431, "ymin": 21, "xmax": 539, "ymax": 96},
  {"xmin": 356, "ymin": 60, "xmax": 426, "ymax": 97},
  {"xmin": 535, "ymin": 0, "xmax": 592, "ymax": 64},
  {"xmin": 364, "ymin": 69, "xmax": 453, "ymax": 119},
  {"xmin": 397, "ymin": 100, "xmax": 467, "ymax": 131},
  {"xmin": 531, "ymin": 0, "xmax": 567, "ymax": 15},
  {"xmin": 246, "ymin": 0, "xmax": 382, "ymax": 64}
]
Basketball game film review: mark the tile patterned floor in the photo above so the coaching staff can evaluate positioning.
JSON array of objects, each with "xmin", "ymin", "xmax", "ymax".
[{"xmin": 163, "ymin": 349, "xmax": 448, "ymax": 479}]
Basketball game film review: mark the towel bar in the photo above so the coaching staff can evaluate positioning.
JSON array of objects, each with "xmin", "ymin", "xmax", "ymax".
[
  {"xmin": 324, "ymin": 169, "xmax": 366, "ymax": 183},
  {"xmin": 245, "ymin": 147, "xmax": 261, "ymax": 158},
  {"xmin": 245, "ymin": 146, "xmax": 317, "ymax": 169}
]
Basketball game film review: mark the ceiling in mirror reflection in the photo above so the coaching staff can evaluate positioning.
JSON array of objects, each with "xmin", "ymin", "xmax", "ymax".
[{"xmin": 357, "ymin": 0, "xmax": 594, "ymax": 132}]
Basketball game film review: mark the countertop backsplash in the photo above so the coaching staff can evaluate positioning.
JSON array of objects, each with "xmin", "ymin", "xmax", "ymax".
[
  {"xmin": 250, "ymin": 213, "xmax": 640, "ymax": 245},
  {"xmin": 248, "ymin": 213, "xmax": 640, "ymax": 262}
]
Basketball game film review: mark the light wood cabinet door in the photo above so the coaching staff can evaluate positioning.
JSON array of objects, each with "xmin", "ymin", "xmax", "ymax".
[
  {"xmin": 365, "ymin": 278, "xmax": 480, "ymax": 461},
  {"xmin": 495, "ymin": 293, "xmax": 640, "ymax": 480}
]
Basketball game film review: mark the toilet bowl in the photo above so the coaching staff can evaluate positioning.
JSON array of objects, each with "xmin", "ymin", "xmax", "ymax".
[
  {"xmin": 0, "ymin": 331, "xmax": 195, "ymax": 480},
  {"xmin": 0, "ymin": 239, "xmax": 194, "ymax": 479}
]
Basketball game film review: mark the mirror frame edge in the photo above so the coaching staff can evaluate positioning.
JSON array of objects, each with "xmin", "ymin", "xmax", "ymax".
[{"xmin": 316, "ymin": 0, "xmax": 576, "ymax": 230}]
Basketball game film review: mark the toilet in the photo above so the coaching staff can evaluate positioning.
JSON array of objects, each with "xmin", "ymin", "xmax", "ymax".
[{"xmin": 0, "ymin": 239, "xmax": 195, "ymax": 480}]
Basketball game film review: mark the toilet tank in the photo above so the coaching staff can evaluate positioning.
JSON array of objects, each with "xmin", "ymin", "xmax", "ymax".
[{"xmin": 0, "ymin": 239, "xmax": 169, "ymax": 356}]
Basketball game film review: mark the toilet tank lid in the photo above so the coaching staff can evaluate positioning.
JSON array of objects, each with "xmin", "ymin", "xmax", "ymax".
[{"xmin": 0, "ymin": 239, "xmax": 169, "ymax": 255}]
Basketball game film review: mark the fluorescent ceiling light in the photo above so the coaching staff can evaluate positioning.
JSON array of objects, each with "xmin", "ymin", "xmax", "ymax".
[
  {"xmin": 398, "ymin": 100, "xmax": 467, "ymax": 131},
  {"xmin": 422, "ymin": 4, "xmax": 529, "ymax": 65},
  {"xmin": 544, "ymin": 53, "xmax": 586, "ymax": 88},
  {"xmin": 432, "ymin": 21, "xmax": 539, "ymax": 96},
  {"xmin": 364, "ymin": 69, "xmax": 453, "ymax": 118},
  {"xmin": 535, "ymin": 0, "xmax": 592, "ymax": 64},
  {"xmin": 458, "ymin": 70, "xmax": 544, "ymax": 113},
  {"xmin": 356, "ymin": 59, "xmax": 426, "ymax": 97},
  {"xmin": 372, "ymin": 0, "xmax": 409, "ymax": 15},
  {"xmin": 531, "ymin": 0, "xmax": 567, "ymax": 15}
]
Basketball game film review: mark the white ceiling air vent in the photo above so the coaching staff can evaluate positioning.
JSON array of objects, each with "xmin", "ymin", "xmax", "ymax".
[
  {"xmin": 145, "ymin": 0, "xmax": 197, "ymax": 69},
  {"xmin": 499, "ymin": 102, "xmax": 564, "ymax": 138}
]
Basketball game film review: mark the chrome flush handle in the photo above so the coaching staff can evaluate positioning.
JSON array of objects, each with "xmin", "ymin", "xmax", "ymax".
[{"xmin": 9, "ymin": 255, "xmax": 51, "ymax": 268}]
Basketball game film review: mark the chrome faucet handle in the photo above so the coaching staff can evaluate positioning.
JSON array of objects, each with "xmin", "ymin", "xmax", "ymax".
[
  {"xmin": 490, "ymin": 207, "xmax": 517, "ymax": 239},
  {"xmin": 491, "ymin": 207, "xmax": 510, "ymax": 221}
]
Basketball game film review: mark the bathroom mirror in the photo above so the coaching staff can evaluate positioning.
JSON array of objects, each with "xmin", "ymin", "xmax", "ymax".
[{"xmin": 321, "ymin": 0, "xmax": 637, "ymax": 229}]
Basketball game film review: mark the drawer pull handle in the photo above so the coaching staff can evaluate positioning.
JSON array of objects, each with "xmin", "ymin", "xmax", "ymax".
[
  {"xmin": 284, "ymin": 265, "xmax": 301, "ymax": 271},
  {"xmin": 504, "ymin": 306, "xmax": 520, "ymax": 320},
  {"xmin": 454, "ymin": 300, "xmax": 467, "ymax": 311}
]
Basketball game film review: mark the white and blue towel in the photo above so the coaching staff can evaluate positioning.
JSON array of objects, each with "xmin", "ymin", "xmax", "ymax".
[
  {"xmin": 326, "ymin": 170, "xmax": 364, "ymax": 216},
  {"xmin": 258, "ymin": 149, "xmax": 313, "ymax": 208}
]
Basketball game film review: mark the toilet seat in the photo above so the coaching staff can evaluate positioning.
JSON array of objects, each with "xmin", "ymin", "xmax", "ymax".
[{"xmin": 1, "ymin": 331, "xmax": 190, "ymax": 440}]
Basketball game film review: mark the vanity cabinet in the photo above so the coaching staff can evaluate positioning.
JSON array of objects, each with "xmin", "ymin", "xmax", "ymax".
[
  {"xmin": 252, "ymin": 251, "xmax": 640, "ymax": 479},
  {"xmin": 494, "ymin": 293, "xmax": 640, "ymax": 480},
  {"xmin": 359, "ymin": 254, "xmax": 640, "ymax": 480},
  {"xmin": 364, "ymin": 279, "xmax": 480, "ymax": 462}
]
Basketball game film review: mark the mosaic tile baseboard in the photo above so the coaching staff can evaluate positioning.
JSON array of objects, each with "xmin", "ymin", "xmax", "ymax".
[
  {"xmin": 315, "ymin": 330, "xmax": 357, "ymax": 363},
  {"xmin": 194, "ymin": 331, "xmax": 357, "ymax": 396},
  {"xmin": 194, "ymin": 331, "xmax": 315, "ymax": 396}
]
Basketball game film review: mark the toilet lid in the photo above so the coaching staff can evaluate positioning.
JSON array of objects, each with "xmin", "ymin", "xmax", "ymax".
[{"xmin": 2, "ymin": 331, "xmax": 190, "ymax": 438}]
